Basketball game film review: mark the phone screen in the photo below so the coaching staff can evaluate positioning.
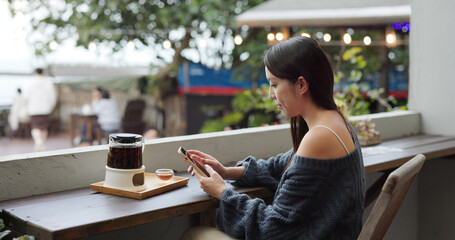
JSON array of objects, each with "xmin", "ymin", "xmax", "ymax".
[{"xmin": 179, "ymin": 147, "xmax": 210, "ymax": 177}]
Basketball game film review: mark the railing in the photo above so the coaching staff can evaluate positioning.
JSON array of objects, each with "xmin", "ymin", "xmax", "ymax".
[{"xmin": 0, "ymin": 110, "xmax": 420, "ymax": 201}]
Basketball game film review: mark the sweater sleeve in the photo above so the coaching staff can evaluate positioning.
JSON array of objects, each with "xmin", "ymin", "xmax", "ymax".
[
  {"xmin": 217, "ymin": 157, "xmax": 355, "ymax": 240},
  {"xmin": 232, "ymin": 149, "xmax": 293, "ymax": 191}
]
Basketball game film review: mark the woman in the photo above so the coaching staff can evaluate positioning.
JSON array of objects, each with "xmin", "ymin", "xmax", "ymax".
[
  {"xmin": 77, "ymin": 87, "xmax": 121, "ymax": 145},
  {"xmin": 182, "ymin": 36, "xmax": 365, "ymax": 239},
  {"xmin": 91, "ymin": 87, "xmax": 121, "ymax": 134}
]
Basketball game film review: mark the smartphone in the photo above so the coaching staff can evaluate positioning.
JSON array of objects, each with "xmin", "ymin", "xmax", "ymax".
[{"xmin": 178, "ymin": 147, "xmax": 210, "ymax": 177}]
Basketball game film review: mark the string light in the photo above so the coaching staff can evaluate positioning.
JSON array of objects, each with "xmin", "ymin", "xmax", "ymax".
[
  {"xmin": 234, "ymin": 34, "xmax": 243, "ymax": 45},
  {"xmin": 363, "ymin": 36, "xmax": 372, "ymax": 46},
  {"xmin": 275, "ymin": 32, "xmax": 284, "ymax": 41},
  {"xmin": 266, "ymin": 23, "xmax": 408, "ymax": 47},
  {"xmin": 343, "ymin": 33, "xmax": 352, "ymax": 44},
  {"xmin": 301, "ymin": 32, "xmax": 311, "ymax": 38},
  {"xmin": 386, "ymin": 33, "xmax": 396, "ymax": 45},
  {"xmin": 323, "ymin": 33, "xmax": 331, "ymax": 42}
]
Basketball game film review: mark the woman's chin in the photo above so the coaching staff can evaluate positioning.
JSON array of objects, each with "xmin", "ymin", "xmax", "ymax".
[{"xmin": 280, "ymin": 110, "xmax": 291, "ymax": 117}]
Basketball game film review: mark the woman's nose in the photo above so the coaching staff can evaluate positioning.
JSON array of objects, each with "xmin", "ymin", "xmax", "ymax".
[{"xmin": 268, "ymin": 88, "xmax": 275, "ymax": 99}]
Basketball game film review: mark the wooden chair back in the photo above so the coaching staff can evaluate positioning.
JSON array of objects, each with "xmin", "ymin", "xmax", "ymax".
[{"xmin": 358, "ymin": 154, "xmax": 426, "ymax": 240}]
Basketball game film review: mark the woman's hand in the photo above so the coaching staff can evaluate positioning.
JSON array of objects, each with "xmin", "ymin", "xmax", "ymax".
[
  {"xmin": 186, "ymin": 150, "xmax": 228, "ymax": 178},
  {"xmin": 194, "ymin": 165, "xmax": 226, "ymax": 199}
]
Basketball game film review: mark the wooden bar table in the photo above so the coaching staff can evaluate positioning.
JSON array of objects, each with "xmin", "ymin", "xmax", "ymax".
[
  {"xmin": 1, "ymin": 134, "xmax": 455, "ymax": 239},
  {"xmin": 362, "ymin": 134, "xmax": 455, "ymax": 173},
  {"xmin": 0, "ymin": 173, "xmax": 272, "ymax": 240}
]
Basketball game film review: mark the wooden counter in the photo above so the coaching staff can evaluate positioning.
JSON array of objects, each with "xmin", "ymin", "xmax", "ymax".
[{"xmin": 1, "ymin": 134, "xmax": 455, "ymax": 239}]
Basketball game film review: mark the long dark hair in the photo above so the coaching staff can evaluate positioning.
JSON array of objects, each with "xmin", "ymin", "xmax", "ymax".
[{"xmin": 264, "ymin": 36, "xmax": 344, "ymax": 156}]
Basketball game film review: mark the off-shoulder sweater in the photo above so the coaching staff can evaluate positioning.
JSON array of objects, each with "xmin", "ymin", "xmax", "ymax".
[{"xmin": 217, "ymin": 129, "xmax": 366, "ymax": 240}]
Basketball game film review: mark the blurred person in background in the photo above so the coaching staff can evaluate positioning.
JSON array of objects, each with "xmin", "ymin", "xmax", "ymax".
[
  {"xmin": 8, "ymin": 88, "xmax": 30, "ymax": 136},
  {"xmin": 77, "ymin": 87, "xmax": 121, "ymax": 145},
  {"xmin": 25, "ymin": 68, "xmax": 57, "ymax": 151},
  {"xmin": 91, "ymin": 87, "xmax": 121, "ymax": 135}
]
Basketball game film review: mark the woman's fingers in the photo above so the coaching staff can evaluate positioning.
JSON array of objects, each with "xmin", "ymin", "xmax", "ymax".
[
  {"xmin": 187, "ymin": 165, "xmax": 195, "ymax": 176},
  {"xmin": 188, "ymin": 150, "xmax": 214, "ymax": 161},
  {"xmin": 191, "ymin": 154, "xmax": 204, "ymax": 164}
]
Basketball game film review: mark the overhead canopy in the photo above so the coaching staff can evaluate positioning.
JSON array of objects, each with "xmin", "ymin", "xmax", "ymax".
[{"xmin": 236, "ymin": 0, "xmax": 410, "ymax": 27}]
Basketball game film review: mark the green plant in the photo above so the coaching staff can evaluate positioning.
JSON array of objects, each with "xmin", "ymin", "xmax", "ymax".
[
  {"xmin": 199, "ymin": 84, "xmax": 283, "ymax": 133},
  {"xmin": 200, "ymin": 119, "xmax": 225, "ymax": 133},
  {"xmin": 333, "ymin": 47, "xmax": 399, "ymax": 116},
  {"xmin": 13, "ymin": 236, "xmax": 35, "ymax": 240},
  {"xmin": 0, "ymin": 219, "xmax": 11, "ymax": 240},
  {"xmin": 1, "ymin": 219, "xmax": 35, "ymax": 240}
]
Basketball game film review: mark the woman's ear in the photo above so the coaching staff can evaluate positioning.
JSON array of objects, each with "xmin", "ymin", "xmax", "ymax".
[{"xmin": 296, "ymin": 76, "xmax": 309, "ymax": 95}]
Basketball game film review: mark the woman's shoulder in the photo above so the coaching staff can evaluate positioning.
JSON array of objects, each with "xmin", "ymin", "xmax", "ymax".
[{"xmin": 296, "ymin": 123, "xmax": 355, "ymax": 160}]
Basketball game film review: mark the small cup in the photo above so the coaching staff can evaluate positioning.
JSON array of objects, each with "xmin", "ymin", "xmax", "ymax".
[{"xmin": 155, "ymin": 169, "xmax": 174, "ymax": 183}]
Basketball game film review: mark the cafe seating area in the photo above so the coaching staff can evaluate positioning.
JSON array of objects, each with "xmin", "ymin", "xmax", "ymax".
[
  {"xmin": 1, "ymin": 0, "xmax": 455, "ymax": 238},
  {"xmin": 1, "ymin": 110, "xmax": 455, "ymax": 239}
]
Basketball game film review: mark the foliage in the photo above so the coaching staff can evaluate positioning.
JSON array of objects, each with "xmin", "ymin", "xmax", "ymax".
[
  {"xmin": 199, "ymin": 84, "xmax": 283, "ymax": 133},
  {"xmin": 0, "ymin": 219, "xmax": 35, "ymax": 240},
  {"xmin": 8, "ymin": 0, "xmax": 268, "ymax": 91},
  {"xmin": 333, "ymin": 47, "xmax": 396, "ymax": 116},
  {"xmin": 199, "ymin": 119, "xmax": 224, "ymax": 133},
  {"xmin": 0, "ymin": 219, "xmax": 11, "ymax": 240},
  {"xmin": 13, "ymin": 236, "xmax": 35, "ymax": 240}
]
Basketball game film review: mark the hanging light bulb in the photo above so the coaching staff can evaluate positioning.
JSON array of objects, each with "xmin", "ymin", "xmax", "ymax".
[
  {"xmin": 162, "ymin": 39, "xmax": 171, "ymax": 49},
  {"xmin": 49, "ymin": 40, "xmax": 58, "ymax": 50},
  {"xmin": 363, "ymin": 36, "xmax": 372, "ymax": 46},
  {"xmin": 386, "ymin": 33, "xmax": 396, "ymax": 45},
  {"xmin": 301, "ymin": 32, "xmax": 311, "ymax": 38},
  {"xmin": 267, "ymin": 33, "xmax": 275, "ymax": 41},
  {"xmin": 234, "ymin": 34, "xmax": 243, "ymax": 45},
  {"xmin": 343, "ymin": 33, "xmax": 352, "ymax": 44},
  {"xmin": 323, "ymin": 33, "xmax": 331, "ymax": 42},
  {"xmin": 385, "ymin": 26, "xmax": 397, "ymax": 47},
  {"xmin": 275, "ymin": 32, "xmax": 284, "ymax": 41}
]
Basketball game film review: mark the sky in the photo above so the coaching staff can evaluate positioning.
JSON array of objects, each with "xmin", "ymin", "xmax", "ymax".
[
  {"xmin": 0, "ymin": 0, "xmax": 159, "ymax": 75},
  {"xmin": 0, "ymin": 0, "xmax": 156, "ymax": 105},
  {"xmin": 0, "ymin": 0, "xmax": 232, "ymax": 105}
]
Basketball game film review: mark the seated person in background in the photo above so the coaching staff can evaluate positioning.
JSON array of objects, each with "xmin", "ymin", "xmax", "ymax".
[
  {"xmin": 78, "ymin": 87, "xmax": 121, "ymax": 145},
  {"xmin": 91, "ymin": 87, "xmax": 121, "ymax": 134}
]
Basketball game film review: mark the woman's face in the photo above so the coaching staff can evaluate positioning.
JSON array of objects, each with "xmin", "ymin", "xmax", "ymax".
[
  {"xmin": 266, "ymin": 67, "xmax": 300, "ymax": 117},
  {"xmin": 92, "ymin": 89, "xmax": 102, "ymax": 100}
]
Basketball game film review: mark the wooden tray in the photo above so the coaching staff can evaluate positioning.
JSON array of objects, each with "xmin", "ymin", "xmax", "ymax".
[{"xmin": 91, "ymin": 173, "xmax": 189, "ymax": 200}]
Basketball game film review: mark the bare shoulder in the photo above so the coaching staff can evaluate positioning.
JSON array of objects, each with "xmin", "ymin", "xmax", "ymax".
[{"xmin": 296, "ymin": 125, "xmax": 355, "ymax": 160}]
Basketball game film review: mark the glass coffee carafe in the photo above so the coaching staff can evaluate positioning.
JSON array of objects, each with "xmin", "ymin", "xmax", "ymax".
[
  {"xmin": 107, "ymin": 133, "xmax": 144, "ymax": 169},
  {"xmin": 104, "ymin": 133, "xmax": 146, "ymax": 191}
]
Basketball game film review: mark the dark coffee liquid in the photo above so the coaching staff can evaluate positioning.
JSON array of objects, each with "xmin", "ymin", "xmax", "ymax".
[{"xmin": 107, "ymin": 146, "xmax": 143, "ymax": 169}]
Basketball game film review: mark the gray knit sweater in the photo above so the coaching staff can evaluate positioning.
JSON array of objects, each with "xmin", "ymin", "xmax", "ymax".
[{"xmin": 217, "ymin": 131, "xmax": 365, "ymax": 240}]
